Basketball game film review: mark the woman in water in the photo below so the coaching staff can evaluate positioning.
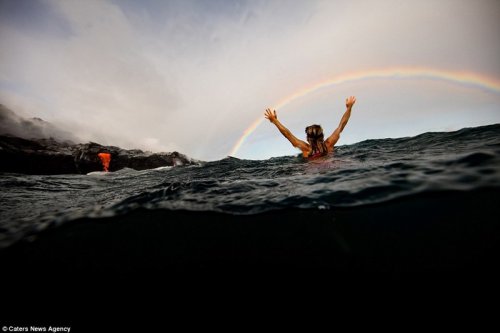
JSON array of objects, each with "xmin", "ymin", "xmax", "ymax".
[{"xmin": 264, "ymin": 96, "xmax": 356, "ymax": 158}]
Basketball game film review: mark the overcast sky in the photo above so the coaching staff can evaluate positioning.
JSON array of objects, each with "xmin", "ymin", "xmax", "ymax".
[{"xmin": 1, "ymin": 0, "xmax": 499, "ymax": 160}]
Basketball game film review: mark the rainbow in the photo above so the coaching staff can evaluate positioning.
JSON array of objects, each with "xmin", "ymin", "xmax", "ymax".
[{"xmin": 228, "ymin": 67, "xmax": 500, "ymax": 157}]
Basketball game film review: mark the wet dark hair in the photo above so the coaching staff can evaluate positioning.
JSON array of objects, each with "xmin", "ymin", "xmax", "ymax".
[{"xmin": 305, "ymin": 124, "xmax": 327, "ymax": 157}]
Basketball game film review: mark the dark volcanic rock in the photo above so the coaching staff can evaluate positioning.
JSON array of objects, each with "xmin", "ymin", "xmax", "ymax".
[{"xmin": 0, "ymin": 135, "xmax": 197, "ymax": 175}]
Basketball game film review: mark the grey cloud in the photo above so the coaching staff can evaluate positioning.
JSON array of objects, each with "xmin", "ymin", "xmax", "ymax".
[{"xmin": 1, "ymin": 0, "xmax": 499, "ymax": 160}]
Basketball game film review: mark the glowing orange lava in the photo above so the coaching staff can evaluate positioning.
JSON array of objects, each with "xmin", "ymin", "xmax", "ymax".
[{"xmin": 97, "ymin": 153, "xmax": 111, "ymax": 172}]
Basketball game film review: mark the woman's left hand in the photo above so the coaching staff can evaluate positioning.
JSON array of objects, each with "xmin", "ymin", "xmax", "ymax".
[{"xmin": 264, "ymin": 108, "xmax": 278, "ymax": 123}]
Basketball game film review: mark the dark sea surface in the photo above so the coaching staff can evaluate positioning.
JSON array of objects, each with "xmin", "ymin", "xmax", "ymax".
[{"xmin": 1, "ymin": 124, "xmax": 500, "ymax": 249}]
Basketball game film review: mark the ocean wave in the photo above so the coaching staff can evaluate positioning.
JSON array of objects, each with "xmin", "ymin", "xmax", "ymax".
[{"xmin": 1, "ymin": 123, "xmax": 500, "ymax": 248}]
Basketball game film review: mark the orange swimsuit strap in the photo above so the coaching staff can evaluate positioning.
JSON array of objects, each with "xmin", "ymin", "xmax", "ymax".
[{"xmin": 308, "ymin": 151, "xmax": 326, "ymax": 159}]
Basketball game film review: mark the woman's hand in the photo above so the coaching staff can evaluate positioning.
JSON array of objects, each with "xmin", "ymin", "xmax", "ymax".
[
  {"xmin": 264, "ymin": 108, "xmax": 278, "ymax": 123},
  {"xmin": 346, "ymin": 96, "xmax": 356, "ymax": 109}
]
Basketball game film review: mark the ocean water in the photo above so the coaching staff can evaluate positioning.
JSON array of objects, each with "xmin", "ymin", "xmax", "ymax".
[{"xmin": 1, "ymin": 124, "xmax": 500, "ymax": 249}]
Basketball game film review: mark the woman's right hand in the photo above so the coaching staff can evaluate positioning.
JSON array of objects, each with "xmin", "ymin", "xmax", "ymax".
[
  {"xmin": 346, "ymin": 96, "xmax": 356, "ymax": 109},
  {"xmin": 264, "ymin": 108, "xmax": 277, "ymax": 123}
]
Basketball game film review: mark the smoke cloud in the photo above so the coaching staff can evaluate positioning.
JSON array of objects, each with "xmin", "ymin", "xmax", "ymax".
[{"xmin": 0, "ymin": 104, "xmax": 78, "ymax": 142}]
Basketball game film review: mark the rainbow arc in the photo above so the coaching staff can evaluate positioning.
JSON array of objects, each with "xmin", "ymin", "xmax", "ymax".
[{"xmin": 229, "ymin": 67, "xmax": 500, "ymax": 157}]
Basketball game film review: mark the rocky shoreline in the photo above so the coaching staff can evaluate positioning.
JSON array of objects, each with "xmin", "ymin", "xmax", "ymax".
[{"xmin": 0, "ymin": 135, "xmax": 197, "ymax": 175}]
